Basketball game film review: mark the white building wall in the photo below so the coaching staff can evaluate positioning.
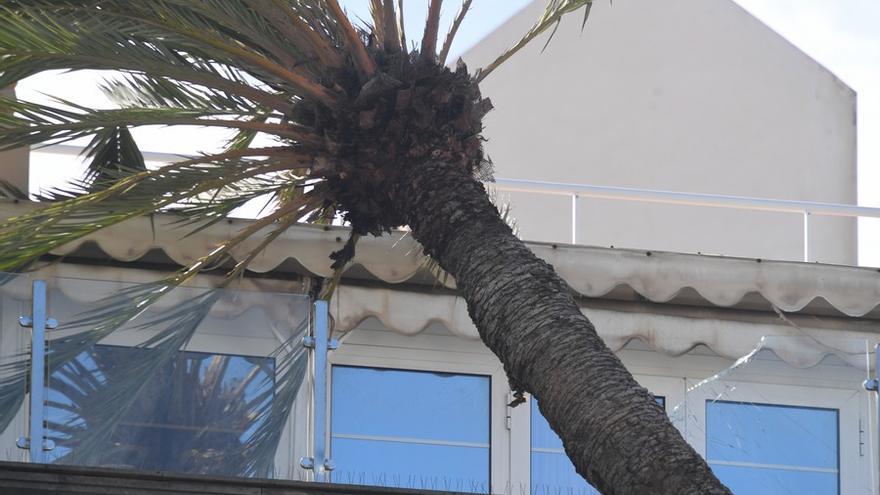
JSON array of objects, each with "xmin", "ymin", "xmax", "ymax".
[
  {"xmin": 0, "ymin": 86, "xmax": 28, "ymax": 194},
  {"xmin": 463, "ymin": 0, "xmax": 857, "ymax": 264}
]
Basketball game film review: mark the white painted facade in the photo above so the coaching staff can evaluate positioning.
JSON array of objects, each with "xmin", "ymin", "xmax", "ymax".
[
  {"xmin": 0, "ymin": 87, "xmax": 28, "ymax": 195},
  {"xmin": 462, "ymin": 0, "xmax": 858, "ymax": 264}
]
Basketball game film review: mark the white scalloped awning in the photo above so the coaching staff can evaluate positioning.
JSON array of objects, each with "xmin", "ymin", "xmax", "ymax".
[
  {"xmin": 331, "ymin": 285, "xmax": 872, "ymax": 370},
  {"xmin": 1, "ymin": 200, "xmax": 878, "ymax": 370},
  {"xmin": 11, "ymin": 199, "xmax": 873, "ymax": 318}
]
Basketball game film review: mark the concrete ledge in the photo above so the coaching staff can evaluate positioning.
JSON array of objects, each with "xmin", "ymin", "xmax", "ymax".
[{"xmin": 0, "ymin": 461, "xmax": 459, "ymax": 495}]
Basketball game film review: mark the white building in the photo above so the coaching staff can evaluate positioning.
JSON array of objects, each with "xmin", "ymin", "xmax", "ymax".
[
  {"xmin": 464, "ymin": 0, "xmax": 858, "ymax": 264},
  {"xmin": 0, "ymin": 1, "xmax": 877, "ymax": 494}
]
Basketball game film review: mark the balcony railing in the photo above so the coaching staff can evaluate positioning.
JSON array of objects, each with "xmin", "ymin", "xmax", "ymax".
[
  {"xmin": 490, "ymin": 178, "xmax": 880, "ymax": 262},
  {"xmin": 0, "ymin": 273, "xmax": 333, "ymax": 482},
  {"xmin": 33, "ymin": 144, "xmax": 880, "ymax": 263}
]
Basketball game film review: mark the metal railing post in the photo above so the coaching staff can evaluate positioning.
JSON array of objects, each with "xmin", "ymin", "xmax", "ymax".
[
  {"xmin": 15, "ymin": 280, "xmax": 57, "ymax": 463},
  {"xmin": 300, "ymin": 300, "xmax": 338, "ymax": 482},
  {"xmin": 803, "ymin": 211, "xmax": 811, "ymax": 262},
  {"xmin": 863, "ymin": 342, "xmax": 880, "ymax": 493}
]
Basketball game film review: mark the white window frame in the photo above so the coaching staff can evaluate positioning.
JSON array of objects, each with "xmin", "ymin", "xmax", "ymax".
[
  {"xmin": 328, "ymin": 325, "xmax": 510, "ymax": 493},
  {"xmin": 685, "ymin": 379, "xmax": 872, "ymax": 495},
  {"xmin": 508, "ymin": 373, "xmax": 685, "ymax": 493}
]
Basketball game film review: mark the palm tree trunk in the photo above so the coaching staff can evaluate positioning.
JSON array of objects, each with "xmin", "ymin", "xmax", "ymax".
[{"xmin": 393, "ymin": 160, "xmax": 731, "ymax": 495}]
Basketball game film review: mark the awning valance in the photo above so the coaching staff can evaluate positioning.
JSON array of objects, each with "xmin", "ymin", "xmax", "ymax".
[{"xmin": 2, "ymin": 200, "xmax": 878, "ymax": 320}]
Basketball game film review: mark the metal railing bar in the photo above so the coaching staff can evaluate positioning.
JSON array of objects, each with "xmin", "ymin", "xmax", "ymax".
[
  {"xmin": 708, "ymin": 459, "xmax": 838, "ymax": 474},
  {"xmin": 331, "ymin": 433, "xmax": 490, "ymax": 449},
  {"xmin": 34, "ymin": 144, "xmax": 880, "ymax": 220},
  {"xmin": 490, "ymin": 178, "xmax": 880, "ymax": 219},
  {"xmin": 34, "ymin": 144, "xmax": 189, "ymax": 164}
]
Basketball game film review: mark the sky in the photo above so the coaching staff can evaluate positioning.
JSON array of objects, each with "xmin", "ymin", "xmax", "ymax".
[{"xmin": 17, "ymin": 0, "xmax": 880, "ymax": 266}]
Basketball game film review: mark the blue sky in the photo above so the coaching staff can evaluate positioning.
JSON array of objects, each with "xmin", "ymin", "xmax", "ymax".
[
  {"xmin": 19, "ymin": 1, "xmax": 880, "ymax": 265},
  {"xmin": 339, "ymin": 0, "xmax": 532, "ymax": 61}
]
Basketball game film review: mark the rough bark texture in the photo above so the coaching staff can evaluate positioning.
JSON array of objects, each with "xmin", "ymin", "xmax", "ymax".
[{"xmin": 392, "ymin": 161, "xmax": 732, "ymax": 495}]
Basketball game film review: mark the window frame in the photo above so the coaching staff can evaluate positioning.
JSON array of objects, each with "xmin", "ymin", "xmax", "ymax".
[
  {"xmin": 685, "ymin": 380, "xmax": 869, "ymax": 495},
  {"xmin": 328, "ymin": 324, "xmax": 510, "ymax": 493},
  {"xmin": 509, "ymin": 374, "xmax": 685, "ymax": 494},
  {"xmin": 328, "ymin": 363, "xmax": 493, "ymax": 492}
]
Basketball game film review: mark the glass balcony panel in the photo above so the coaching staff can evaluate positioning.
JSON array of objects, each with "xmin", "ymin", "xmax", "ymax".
[
  {"xmin": 41, "ymin": 276, "xmax": 310, "ymax": 480},
  {"xmin": 0, "ymin": 272, "xmax": 32, "ymax": 462}
]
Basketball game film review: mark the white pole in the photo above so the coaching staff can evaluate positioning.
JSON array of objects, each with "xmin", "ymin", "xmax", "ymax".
[{"xmin": 803, "ymin": 211, "xmax": 811, "ymax": 262}]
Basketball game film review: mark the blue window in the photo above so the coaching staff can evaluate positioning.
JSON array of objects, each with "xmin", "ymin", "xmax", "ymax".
[
  {"xmin": 706, "ymin": 401, "xmax": 839, "ymax": 494},
  {"xmin": 330, "ymin": 366, "xmax": 490, "ymax": 493},
  {"xmin": 531, "ymin": 396, "xmax": 665, "ymax": 495},
  {"xmin": 46, "ymin": 345, "xmax": 275, "ymax": 477}
]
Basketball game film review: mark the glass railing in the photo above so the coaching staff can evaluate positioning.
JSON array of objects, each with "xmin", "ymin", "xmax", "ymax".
[
  {"xmin": 0, "ymin": 273, "xmax": 321, "ymax": 481},
  {"xmin": 0, "ymin": 272, "xmax": 32, "ymax": 463}
]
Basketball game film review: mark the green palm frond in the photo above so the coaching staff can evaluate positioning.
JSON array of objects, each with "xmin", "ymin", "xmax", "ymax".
[
  {"xmin": 244, "ymin": 319, "xmax": 309, "ymax": 476},
  {"xmin": 100, "ymin": 74, "xmax": 267, "ymax": 115},
  {"xmin": 0, "ymin": 150, "xmax": 311, "ymax": 272},
  {"xmin": 244, "ymin": 0, "xmax": 344, "ymax": 69},
  {"xmin": 477, "ymin": 0, "xmax": 594, "ymax": 81},
  {"xmin": 0, "ymin": 197, "xmax": 312, "ymax": 438},
  {"xmin": 0, "ymin": 96, "xmax": 306, "ymax": 151},
  {"xmin": 81, "ymin": 126, "xmax": 146, "ymax": 191},
  {"xmin": 0, "ymin": 5, "xmax": 295, "ymax": 112},
  {"xmin": 224, "ymin": 113, "xmax": 273, "ymax": 152},
  {"xmin": 47, "ymin": 330, "xmax": 305, "ymax": 477},
  {"xmin": 50, "ymin": 289, "xmax": 222, "ymax": 466},
  {"xmin": 17, "ymin": 0, "xmax": 335, "ymax": 103},
  {"xmin": 0, "ymin": 349, "xmax": 27, "ymax": 435}
]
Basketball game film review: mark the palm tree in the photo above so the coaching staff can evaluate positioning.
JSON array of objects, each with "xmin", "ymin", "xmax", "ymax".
[
  {"xmin": 47, "ymin": 347, "xmax": 278, "ymax": 476},
  {"xmin": 0, "ymin": 1, "xmax": 730, "ymax": 493}
]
